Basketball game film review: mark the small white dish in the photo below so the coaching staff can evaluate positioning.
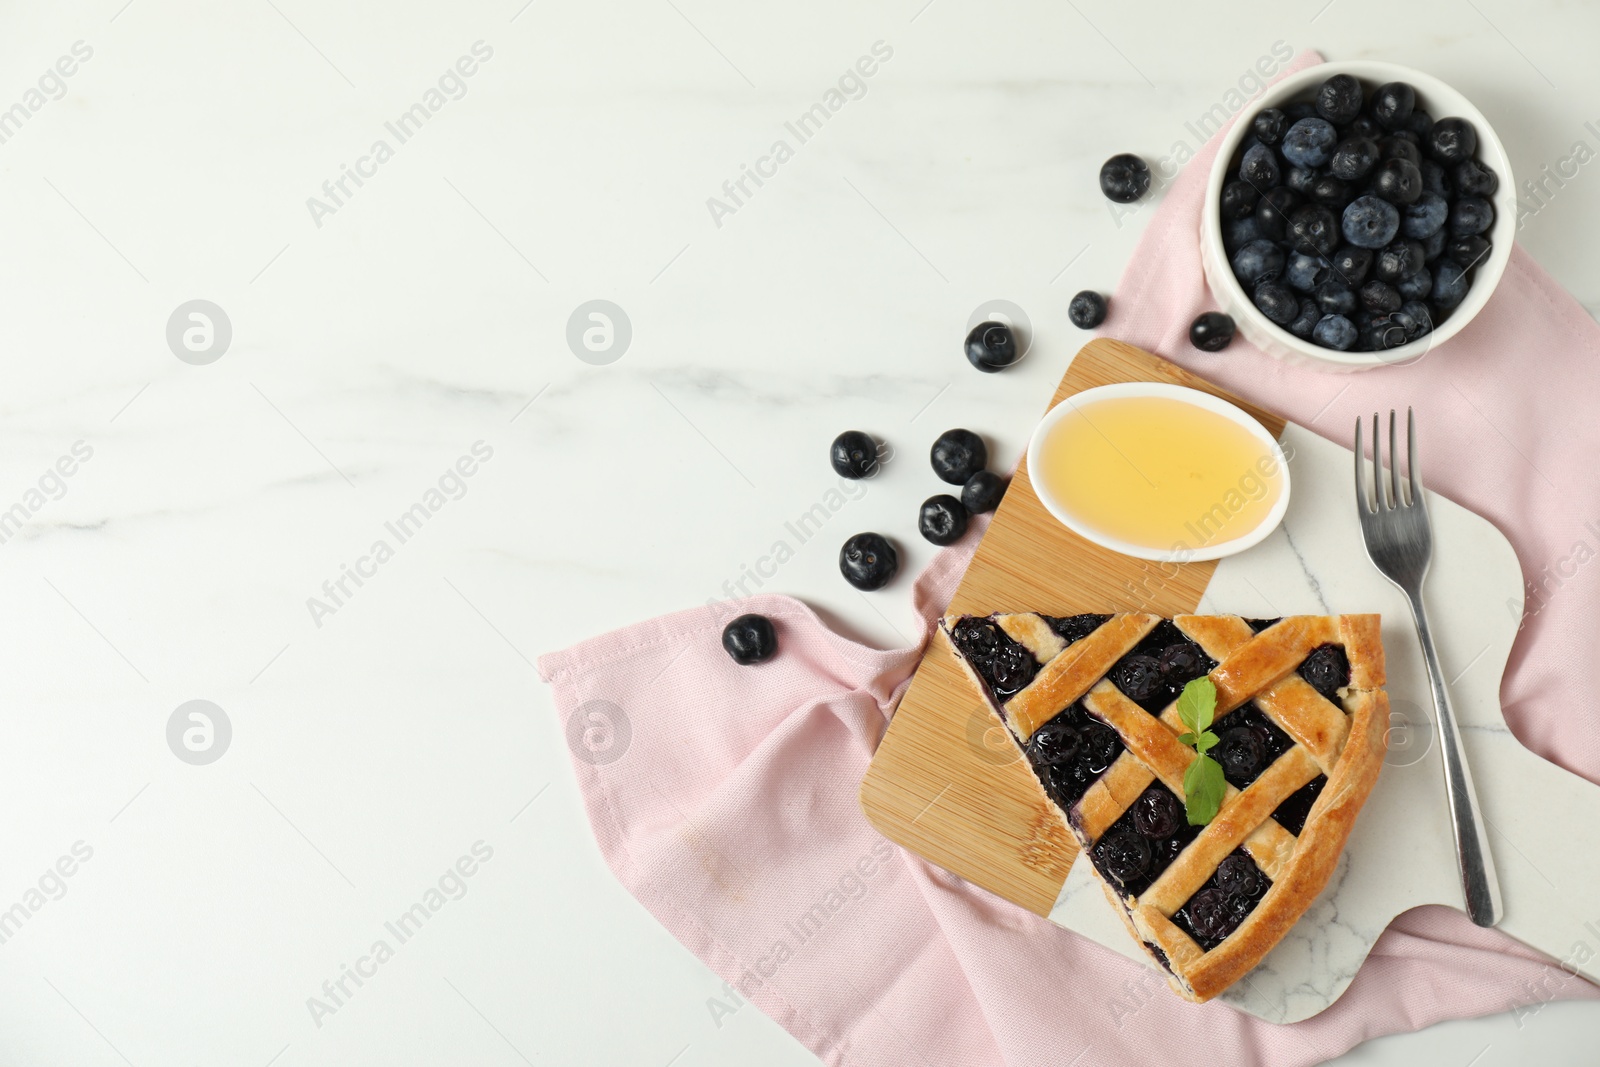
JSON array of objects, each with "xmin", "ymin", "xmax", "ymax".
[
  {"xmin": 1201, "ymin": 61, "xmax": 1516, "ymax": 371},
  {"xmin": 1026, "ymin": 382, "xmax": 1290, "ymax": 563}
]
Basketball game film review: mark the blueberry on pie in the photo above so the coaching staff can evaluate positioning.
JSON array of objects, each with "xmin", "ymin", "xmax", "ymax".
[{"xmin": 942, "ymin": 612, "xmax": 1387, "ymax": 1002}]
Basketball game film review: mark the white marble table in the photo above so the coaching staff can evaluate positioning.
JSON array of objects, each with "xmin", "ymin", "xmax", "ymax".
[{"xmin": 2, "ymin": 1, "xmax": 1597, "ymax": 1064}]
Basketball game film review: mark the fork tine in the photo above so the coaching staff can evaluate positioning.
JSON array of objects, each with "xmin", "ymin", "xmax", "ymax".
[
  {"xmin": 1407, "ymin": 407, "xmax": 1420, "ymax": 507},
  {"xmin": 1373, "ymin": 412, "xmax": 1388, "ymax": 509},
  {"xmin": 1354, "ymin": 415, "xmax": 1368, "ymax": 514},
  {"xmin": 1388, "ymin": 409, "xmax": 1401, "ymax": 509}
]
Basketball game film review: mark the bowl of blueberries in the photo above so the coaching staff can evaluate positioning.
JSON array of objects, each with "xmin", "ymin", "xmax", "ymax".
[{"xmin": 1201, "ymin": 62, "xmax": 1515, "ymax": 370}]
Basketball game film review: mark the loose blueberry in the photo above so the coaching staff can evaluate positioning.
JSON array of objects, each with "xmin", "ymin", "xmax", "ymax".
[
  {"xmin": 1398, "ymin": 300, "xmax": 1435, "ymax": 339},
  {"xmin": 961, "ymin": 470, "xmax": 1007, "ymax": 514},
  {"xmin": 722, "ymin": 613, "xmax": 778, "ymax": 665},
  {"xmin": 919, "ymin": 494, "xmax": 969, "ymax": 546},
  {"xmin": 1190, "ymin": 312, "xmax": 1235, "ymax": 352},
  {"xmin": 1315, "ymin": 74, "xmax": 1364, "ymax": 125},
  {"xmin": 1421, "ymin": 227, "xmax": 1448, "ymax": 262},
  {"xmin": 1428, "ymin": 117, "xmax": 1477, "ymax": 164},
  {"xmin": 830, "ymin": 430, "xmax": 880, "ymax": 479},
  {"xmin": 1240, "ymin": 143, "xmax": 1281, "ymax": 188},
  {"xmin": 1419, "ymin": 159, "xmax": 1452, "ymax": 199},
  {"xmin": 1225, "ymin": 215, "xmax": 1263, "ymax": 253},
  {"xmin": 1252, "ymin": 107, "xmax": 1287, "ymax": 145},
  {"xmin": 1310, "ymin": 174, "xmax": 1353, "ymax": 210},
  {"xmin": 1328, "ymin": 137, "xmax": 1379, "ymax": 182},
  {"xmin": 1447, "ymin": 234, "xmax": 1492, "ymax": 269},
  {"xmin": 1449, "ymin": 196, "xmax": 1494, "ymax": 236},
  {"xmin": 1231, "ymin": 238, "xmax": 1285, "ymax": 287},
  {"xmin": 1370, "ymin": 158, "xmax": 1423, "ymax": 205},
  {"xmin": 1315, "ymin": 280, "xmax": 1357, "ymax": 318},
  {"xmin": 1069, "ymin": 290, "xmax": 1109, "ymax": 329},
  {"xmin": 1313, "ymin": 314, "xmax": 1358, "ymax": 351},
  {"xmin": 1253, "ymin": 280, "xmax": 1298, "ymax": 326},
  {"xmin": 1454, "ymin": 159, "xmax": 1499, "ymax": 198},
  {"xmin": 1396, "ymin": 267, "xmax": 1433, "ymax": 302},
  {"xmin": 1377, "ymin": 135, "xmax": 1422, "ymax": 168},
  {"xmin": 1431, "ymin": 259, "xmax": 1470, "ymax": 309},
  {"xmin": 1288, "ymin": 298, "xmax": 1321, "ymax": 339},
  {"xmin": 1280, "ymin": 117, "xmax": 1338, "ymax": 168},
  {"xmin": 964, "ymin": 321, "xmax": 1020, "ymax": 372},
  {"xmin": 930, "ymin": 429, "xmax": 987, "ymax": 485},
  {"xmin": 1329, "ymin": 245, "xmax": 1373, "ymax": 287},
  {"xmin": 1370, "ymin": 81, "xmax": 1416, "ymax": 130},
  {"xmin": 839, "ymin": 532, "xmax": 899, "ymax": 590},
  {"xmin": 1360, "ymin": 279, "xmax": 1402, "ymax": 314},
  {"xmin": 1350, "ymin": 115, "xmax": 1383, "ymax": 141},
  {"xmin": 1220, "ymin": 180, "xmax": 1260, "ymax": 220},
  {"xmin": 1285, "ymin": 166, "xmax": 1318, "ymax": 196},
  {"xmin": 1254, "ymin": 187, "xmax": 1301, "ymax": 243},
  {"xmin": 1285, "ymin": 252, "xmax": 1327, "ymax": 292},
  {"xmin": 1342, "ymin": 195, "xmax": 1400, "ymax": 248},
  {"xmin": 1375, "ymin": 239, "xmax": 1424, "ymax": 282},
  {"xmin": 1100, "ymin": 153, "xmax": 1152, "ymax": 203},
  {"xmin": 1401, "ymin": 192, "xmax": 1449, "ymax": 239},
  {"xmin": 1287, "ymin": 204, "xmax": 1339, "ymax": 257}
]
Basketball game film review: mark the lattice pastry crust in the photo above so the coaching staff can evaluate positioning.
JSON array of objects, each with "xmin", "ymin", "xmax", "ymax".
[{"xmin": 940, "ymin": 611, "xmax": 1386, "ymax": 1002}]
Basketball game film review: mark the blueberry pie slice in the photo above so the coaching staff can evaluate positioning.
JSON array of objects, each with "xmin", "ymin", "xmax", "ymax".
[{"xmin": 941, "ymin": 611, "xmax": 1387, "ymax": 1002}]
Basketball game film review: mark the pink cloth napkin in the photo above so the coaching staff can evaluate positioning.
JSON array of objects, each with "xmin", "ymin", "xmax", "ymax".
[{"xmin": 538, "ymin": 50, "xmax": 1600, "ymax": 1067}]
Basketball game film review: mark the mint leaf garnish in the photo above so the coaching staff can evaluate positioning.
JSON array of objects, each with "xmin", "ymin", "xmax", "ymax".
[{"xmin": 1175, "ymin": 677, "xmax": 1225, "ymax": 826}]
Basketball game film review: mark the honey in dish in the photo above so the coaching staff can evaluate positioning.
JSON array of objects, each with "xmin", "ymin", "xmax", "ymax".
[{"xmin": 1035, "ymin": 395, "xmax": 1283, "ymax": 554}]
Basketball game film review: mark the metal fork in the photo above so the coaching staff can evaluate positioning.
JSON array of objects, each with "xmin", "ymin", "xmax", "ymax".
[{"xmin": 1355, "ymin": 409, "xmax": 1503, "ymax": 927}]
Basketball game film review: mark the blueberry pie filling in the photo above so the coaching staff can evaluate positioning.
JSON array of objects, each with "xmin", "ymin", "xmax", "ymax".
[
  {"xmin": 948, "ymin": 617, "xmax": 1040, "ymax": 701},
  {"xmin": 940, "ymin": 611, "xmax": 1388, "ymax": 1003},
  {"xmin": 1211, "ymin": 703, "xmax": 1294, "ymax": 790},
  {"xmin": 1172, "ymin": 850, "xmax": 1272, "ymax": 951},
  {"xmin": 1089, "ymin": 783, "xmax": 1202, "ymax": 898},
  {"xmin": 1026, "ymin": 702, "xmax": 1124, "ymax": 807},
  {"xmin": 1106, "ymin": 620, "xmax": 1220, "ymax": 714},
  {"xmin": 1271, "ymin": 774, "xmax": 1327, "ymax": 837}
]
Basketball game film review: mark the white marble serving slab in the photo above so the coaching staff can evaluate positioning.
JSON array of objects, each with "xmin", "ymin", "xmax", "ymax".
[{"xmin": 1048, "ymin": 422, "xmax": 1600, "ymax": 1023}]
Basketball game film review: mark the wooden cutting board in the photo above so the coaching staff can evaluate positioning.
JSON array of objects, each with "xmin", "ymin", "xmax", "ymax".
[{"xmin": 858, "ymin": 337, "xmax": 1284, "ymax": 915}]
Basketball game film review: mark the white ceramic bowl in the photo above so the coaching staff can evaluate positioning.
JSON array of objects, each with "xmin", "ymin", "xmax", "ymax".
[
  {"xmin": 1201, "ymin": 61, "xmax": 1516, "ymax": 371},
  {"xmin": 1026, "ymin": 382, "xmax": 1291, "ymax": 563}
]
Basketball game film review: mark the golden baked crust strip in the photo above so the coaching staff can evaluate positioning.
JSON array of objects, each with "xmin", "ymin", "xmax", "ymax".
[{"xmin": 999, "ymin": 614, "xmax": 1158, "ymax": 742}]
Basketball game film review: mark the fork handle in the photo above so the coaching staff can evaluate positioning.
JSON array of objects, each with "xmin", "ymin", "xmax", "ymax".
[{"xmin": 1407, "ymin": 590, "xmax": 1505, "ymax": 927}]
